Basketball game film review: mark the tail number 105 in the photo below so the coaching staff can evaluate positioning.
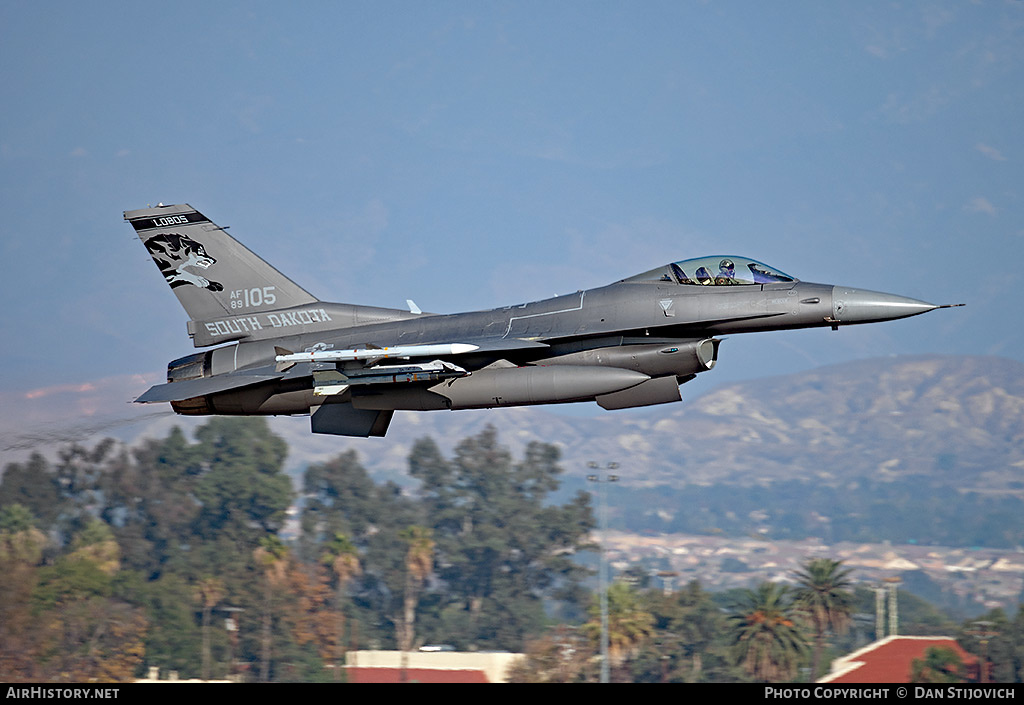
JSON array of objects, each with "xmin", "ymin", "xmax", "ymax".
[{"xmin": 230, "ymin": 287, "xmax": 277, "ymax": 309}]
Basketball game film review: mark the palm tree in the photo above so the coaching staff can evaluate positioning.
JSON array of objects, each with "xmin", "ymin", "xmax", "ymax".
[
  {"xmin": 195, "ymin": 577, "xmax": 225, "ymax": 681},
  {"xmin": 793, "ymin": 558, "xmax": 854, "ymax": 679},
  {"xmin": 397, "ymin": 526, "xmax": 434, "ymax": 653},
  {"xmin": 320, "ymin": 533, "xmax": 361, "ymax": 680},
  {"xmin": 253, "ymin": 535, "xmax": 289, "ymax": 682},
  {"xmin": 671, "ymin": 581, "xmax": 721, "ymax": 681},
  {"xmin": 583, "ymin": 581, "xmax": 655, "ymax": 680},
  {"xmin": 729, "ymin": 582, "xmax": 808, "ymax": 682}
]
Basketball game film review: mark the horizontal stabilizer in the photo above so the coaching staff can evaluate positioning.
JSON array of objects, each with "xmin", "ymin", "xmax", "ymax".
[{"xmin": 135, "ymin": 372, "xmax": 282, "ymax": 403}]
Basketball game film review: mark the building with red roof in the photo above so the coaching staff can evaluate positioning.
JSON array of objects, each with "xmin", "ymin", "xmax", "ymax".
[
  {"xmin": 347, "ymin": 667, "xmax": 491, "ymax": 683},
  {"xmin": 818, "ymin": 636, "xmax": 978, "ymax": 683}
]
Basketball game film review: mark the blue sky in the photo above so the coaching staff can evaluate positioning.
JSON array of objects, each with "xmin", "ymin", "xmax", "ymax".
[{"xmin": 1, "ymin": 2, "xmax": 1021, "ymax": 420}]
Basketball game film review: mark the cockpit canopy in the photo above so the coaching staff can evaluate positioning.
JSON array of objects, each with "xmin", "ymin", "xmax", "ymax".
[{"xmin": 623, "ymin": 256, "xmax": 796, "ymax": 287}]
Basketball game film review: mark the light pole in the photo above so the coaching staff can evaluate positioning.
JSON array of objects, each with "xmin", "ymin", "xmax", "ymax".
[
  {"xmin": 656, "ymin": 570, "xmax": 679, "ymax": 596},
  {"xmin": 587, "ymin": 461, "xmax": 619, "ymax": 684},
  {"xmin": 222, "ymin": 606, "xmax": 243, "ymax": 682},
  {"xmin": 884, "ymin": 576, "xmax": 901, "ymax": 637},
  {"xmin": 968, "ymin": 620, "xmax": 997, "ymax": 684}
]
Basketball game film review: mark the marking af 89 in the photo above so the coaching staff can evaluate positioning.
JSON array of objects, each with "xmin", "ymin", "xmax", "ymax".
[{"xmin": 128, "ymin": 204, "xmax": 961, "ymax": 438}]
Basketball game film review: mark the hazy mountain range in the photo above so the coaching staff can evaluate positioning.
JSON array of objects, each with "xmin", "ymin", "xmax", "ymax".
[{"xmin": 3, "ymin": 355, "xmax": 1021, "ymax": 495}]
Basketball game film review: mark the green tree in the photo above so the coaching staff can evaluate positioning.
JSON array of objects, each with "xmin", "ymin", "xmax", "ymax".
[
  {"xmin": 31, "ymin": 520, "xmax": 148, "ymax": 682},
  {"xmin": 911, "ymin": 646, "xmax": 967, "ymax": 683},
  {"xmin": 0, "ymin": 504, "xmax": 48, "ymax": 681},
  {"xmin": 138, "ymin": 574, "xmax": 202, "ymax": 679},
  {"xmin": 958, "ymin": 610, "xmax": 1015, "ymax": 683},
  {"xmin": 1012, "ymin": 607, "xmax": 1024, "ymax": 684},
  {"xmin": 192, "ymin": 418, "xmax": 293, "ymax": 547},
  {"xmin": 631, "ymin": 579, "xmax": 735, "ymax": 683},
  {"xmin": 195, "ymin": 577, "xmax": 225, "ymax": 680},
  {"xmin": 409, "ymin": 428, "xmax": 594, "ymax": 650},
  {"xmin": 0, "ymin": 503, "xmax": 47, "ymax": 564},
  {"xmin": 67, "ymin": 518, "xmax": 121, "ymax": 576},
  {"xmin": 397, "ymin": 526, "xmax": 434, "ymax": 653},
  {"xmin": 276, "ymin": 561, "xmax": 337, "ymax": 682},
  {"xmin": 105, "ymin": 426, "xmax": 202, "ymax": 577},
  {"xmin": 0, "ymin": 453, "xmax": 62, "ymax": 531},
  {"xmin": 582, "ymin": 581, "xmax": 654, "ymax": 680},
  {"xmin": 793, "ymin": 558, "xmax": 853, "ymax": 679},
  {"xmin": 2, "ymin": 422, "xmax": 304, "ymax": 681},
  {"xmin": 301, "ymin": 450, "xmax": 382, "ymax": 554},
  {"xmin": 300, "ymin": 448, "xmax": 422, "ymax": 650},
  {"xmin": 51, "ymin": 439, "xmax": 122, "ymax": 544},
  {"xmin": 729, "ymin": 582, "xmax": 808, "ymax": 682},
  {"xmin": 321, "ymin": 533, "xmax": 361, "ymax": 679},
  {"xmin": 253, "ymin": 535, "xmax": 290, "ymax": 682}
]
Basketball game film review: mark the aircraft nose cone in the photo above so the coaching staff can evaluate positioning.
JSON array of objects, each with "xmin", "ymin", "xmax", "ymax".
[{"xmin": 831, "ymin": 286, "xmax": 938, "ymax": 324}]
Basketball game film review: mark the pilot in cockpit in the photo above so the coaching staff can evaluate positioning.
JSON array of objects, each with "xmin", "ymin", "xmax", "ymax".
[{"xmin": 715, "ymin": 259, "xmax": 738, "ymax": 285}]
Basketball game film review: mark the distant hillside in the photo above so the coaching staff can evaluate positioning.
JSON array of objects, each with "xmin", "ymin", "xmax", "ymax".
[
  {"xmin": 266, "ymin": 354, "xmax": 1023, "ymax": 492},
  {"xmin": 4, "ymin": 356, "xmax": 1022, "ymax": 495},
  {"xmin": 608, "ymin": 354, "xmax": 1024, "ymax": 490}
]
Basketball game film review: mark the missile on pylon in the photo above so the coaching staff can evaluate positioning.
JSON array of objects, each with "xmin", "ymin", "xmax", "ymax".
[{"xmin": 275, "ymin": 343, "xmax": 481, "ymax": 371}]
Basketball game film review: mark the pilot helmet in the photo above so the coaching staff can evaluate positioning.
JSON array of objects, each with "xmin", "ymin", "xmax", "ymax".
[{"xmin": 719, "ymin": 259, "xmax": 734, "ymax": 272}]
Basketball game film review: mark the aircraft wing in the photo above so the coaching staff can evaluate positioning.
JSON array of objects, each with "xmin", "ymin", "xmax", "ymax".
[
  {"xmin": 135, "ymin": 371, "xmax": 283, "ymax": 403},
  {"xmin": 138, "ymin": 338, "xmax": 547, "ymax": 403}
]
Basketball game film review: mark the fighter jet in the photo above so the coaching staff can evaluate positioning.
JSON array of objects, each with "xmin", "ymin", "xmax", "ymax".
[{"xmin": 127, "ymin": 204, "xmax": 961, "ymax": 438}]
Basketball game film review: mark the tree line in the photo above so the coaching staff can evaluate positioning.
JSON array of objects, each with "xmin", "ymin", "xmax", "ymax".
[
  {"xmin": 3, "ymin": 417, "xmax": 1024, "ymax": 682},
  {"xmin": 0, "ymin": 419, "xmax": 594, "ymax": 681}
]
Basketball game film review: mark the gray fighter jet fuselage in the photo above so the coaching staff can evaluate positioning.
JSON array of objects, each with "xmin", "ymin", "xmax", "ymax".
[{"xmin": 128, "ymin": 204, "xmax": 960, "ymax": 437}]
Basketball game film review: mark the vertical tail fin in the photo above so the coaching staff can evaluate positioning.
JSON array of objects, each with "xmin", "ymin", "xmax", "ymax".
[{"xmin": 125, "ymin": 204, "xmax": 318, "ymax": 322}]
